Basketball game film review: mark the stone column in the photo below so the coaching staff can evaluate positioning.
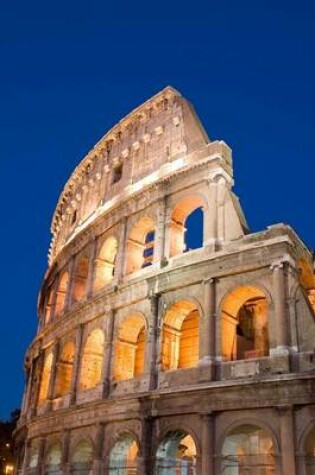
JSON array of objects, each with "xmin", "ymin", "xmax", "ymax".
[
  {"xmin": 64, "ymin": 256, "xmax": 75, "ymax": 310},
  {"xmin": 46, "ymin": 340, "xmax": 60, "ymax": 410},
  {"xmin": 278, "ymin": 405, "xmax": 296, "ymax": 475},
  {"xmin": 146, "ymin": 293, "xmax": 160, "ymax": 390},
  {"xmin": 271, "ymin": 261, "xmax": 288, "ymax": 352},
  {"xmin": 201, "ymin": 413, "xmax": 215, "ymax": 475},
  {"xmin": 70, "ymin": 324, "xmax": 84, "ymax": 405},
  {"xmin": 155, "ymin": 197, "xmax": 167, "ymax": 266},
  {"xmin": 92, "ymin": 423, "xmax": 104, "ymax": 474},
  {"xmin": 61, "ymin": 430, "xmax": 71, "ymax": 475},
  {"xmin": 86, "ymin": 238, "xmax": 98, "ymax": 298},
  {"xmin": 101, "ymin": 310, "xmax": 115, "ymax": 398},
  {"xmin": 115, "ymin": 216, "xmax": 127, "ymax": 281},
  {"xmin": 138, "ymin": 417, "xmax": 153, "ymax": 475},
  {"xmin": 37, "ymin": 436, "xmax": 46, "ymax": 475},
  {"xmin": 199, "ymin": 279, "xmax": 216, "ymax": 381},
  {"xmin": 21, "ymin": 439, "xmax": 31, "ymax": 474}
]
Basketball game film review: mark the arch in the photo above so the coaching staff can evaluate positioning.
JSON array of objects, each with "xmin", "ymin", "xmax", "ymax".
[
  {"xmin": 156, "ymin": 429, "xmax": 197, "ymax": 475},
  {"xmin": 220, "ymin": 286, "xmax": 269, "ymax": 361},
  {"xmin": 44, "ymin": 442, "xmax": 62, "ymax": 475},
  {"xmin": 94, "ymin": 236, "xmax": 118, "ymax": 291},
  {"xmin": 71, "ymin": 252, "xmax": 89, "ymax": 303},
  {"xmin": 71, "ymin": 439, "xmax": 93, "ymax": 475},
  {"xmin": 38, "ymin": 352, "xmax": 53, "ymax": 402},
  {"xmin": 54, "ymin": 271, "xmax": 69, "ymax": 317},
  {"xmin": 303, "ymin": 424, "xmax": 315, "ymax": 474},
  {"xmin": 54, "ymin": 341, "xmax": 75, "ymax": 397},
  {"xmin": 126, "ymin": 216, "xmax": 156, "ymax": 274},
  {"xmin": 219, "ymin": 424, "xmax": 275, "ymax": 474},
  {"xmin": 161, "ymin": 300, "xmax": 200, "ymax": 371},
  {"xmin": 169, "ymin": 194, "xmax": 206, "ymax": 257},
  {"xmin": 114, "ymin": 314, "xmax": 147, "ymax": 381},
  {"xmin": 28, "ymin": 443, "xmax": 39, "ymax": 474},
  {"xmin": 79, "ymin": 329, "xmax": 104, "ymax": 390},
  {"xmin": 108, "ymin": 432, "xmax": 139, "ymax": 474}
]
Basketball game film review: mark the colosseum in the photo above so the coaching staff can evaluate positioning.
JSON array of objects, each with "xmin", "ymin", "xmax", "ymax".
[{"xmin": 15, "ymin": 86, "xmax": 315, "ymax": 474}]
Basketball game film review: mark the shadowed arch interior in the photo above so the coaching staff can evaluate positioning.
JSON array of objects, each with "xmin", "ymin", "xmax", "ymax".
[
  {"xmin": 114, "ymin": 314, "xmax": 146, "ymax": 381},
  {"xmin": 162, "ymin": 300, "xmax": 199, "ymax": 371},
  {"xmin": 45, "ymin": 443, "xmax": 62, "ymax": 474},
  {"xmin": 220, "ymin": 424, "xmax": 275, "ymax": 474},
  {"xmin": 156, "ymin": 429, "xmax": 197, "ymax": 475},
  {"xmin": 304, "ymin": 426, "xmax": 315, "ymax": 473},
  {"xmin": 54, "ymin": 271, "xmax": 69, "ymax": 317},
  {"xmin": 71, "ymin": 439, "xmax": 93, "ymax": 475},
  {"xmin": 109, "ymin": 433, "xmax": 139, "ymax": 474},
  {"xmin": 221, "ymin": 286, "xmax": 269, "ymax": 361}
]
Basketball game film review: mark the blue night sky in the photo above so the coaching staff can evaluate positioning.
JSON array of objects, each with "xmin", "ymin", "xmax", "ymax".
[{"xmin": 0, "ymin": 0, "xmax": 314, "ymax": 419}]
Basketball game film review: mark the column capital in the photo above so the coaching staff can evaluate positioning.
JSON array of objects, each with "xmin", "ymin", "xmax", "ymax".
[
  {"xmin": 270, "ymin": 254, "xmax": 296, "ymax": 271},
  {"xmin": 202, "ymin": 277, "xmax": 215, "ymax": 285}
]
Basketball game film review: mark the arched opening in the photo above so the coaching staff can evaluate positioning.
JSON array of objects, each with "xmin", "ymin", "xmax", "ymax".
[
  {"xmin": 156, "ymin": 430, "xmax": 197, "ymax": 474},
  {"xmin": 54, "ymin": 271, "xmax": 69, "ymax": 317},
  {"xmin": 221, "ymin": 286, "xmax": 269, "ymax": 361},
  {"xmin": 161, "ymin": 300, "xmax": 199, "ymax": 371},
  {"xmin": 304, "ymin": 426, "xmax": 315, "ymax": 474},
  {"xmin": 114, "ymin": 315, "xmax": 146, "ymax": 381},
  {"xmin": 28, "ymin": 444, "xmax": 39, "ymax": 475},
  {"xmin": 108, "ymin": 434, "xmax": 139, "ymax": 474},
  {"xmin": 71, "ymin": 439, "xmax": 93, "ymax": 475},
  {"xmin": 170, "ymin": 196, "xmax": 205, "ymax": 257},
  {"xmin": 298, "ymin": 258, "xmax": 315, "ymax": 314},
  {"xmin": 220, "ymin": 424, "xmax": 275, "ymax": 474},
  {"xmin": 54, "ymin": 341, "xmax": 75, "ymax": 398},
  {"xmin": 94, "ymin": 236, "xmax": 118, "ymax": 292},
  {"xmin": 44, "ymin": 443, "xmax": 62, "ymax": 475},
  {"xmin": 44, "ymin": 287, "xmax": 53, "ymax": 324},
  {"xmin": 71, "ymin": 253, "xmax": 89, "ymax": 303},
  {"xmin": 79, "ymin": 329, "xmax": 104, "ymax": 390},
  {"xmin": 126, "ymin": 217, "xmax": 156, "ymax": 274},
  {"xmin": 38, "ymin": 352, "xmax": 53, "ymax": 403}
]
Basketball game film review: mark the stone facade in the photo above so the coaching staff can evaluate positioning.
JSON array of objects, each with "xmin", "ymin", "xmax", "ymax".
[{"xmin": 15, "ymin": 86, "xmax": 315, "ymax": 474}]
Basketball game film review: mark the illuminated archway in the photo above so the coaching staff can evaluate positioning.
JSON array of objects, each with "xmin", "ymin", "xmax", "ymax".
[
  {"xmin": 126, "ymin": 217, "xmax": 156, "ymax": 274},
  {"xmin": 54, "ymin": 271, "xmax": 69, "ymax": 317},
  {"xmin": 44, "ymin": 288, "xmax": 53, "ymax": 324},
  {"xmin": 54, "ymin": 341, "xmax": 75, "ymax": 397},
  {"xmin": 44, "ymin": 443, "xmax": 62, "ymax": 475},
  {"xmin": 79, "ymin": 329, "xmax": 104, "ymax": 390},
  {"xmin": 169, "ymin": 195, "xmax": 205, "ymax": 257},
  {"xmin": 71, "ymin": 253, "xmax": 89, "ymax": 303},
  {"xmin": 94, "ymin": 236, "xmax": 118, "ymax": 291},
  {"xmin": 38, "ymin": 352, "xmax": 53, "ymax": 403},
  {"xmin": 108, "ymin": 433, "xmax": 139, "ymax": 474},
  {"xmin": 161, "ymin": 300, "xmax": 199, "ymax": 371},
  {"xmin": 71, "ymin": 439, "xmax": 93, "ymax": 475},
  {"xmin": 221, "ymin": 286, "xmax": 269, "ymax": 361},
  {"xmin": 220, "ymin": 424, "xmax": 275, "ymax": 474},
  {"xmin": 114, "ymin": 314, "xmax": 146, "ymax": 381},
  {"xmin": 156, "ymin": 430, "xmax": 197, "ymax": 474}
]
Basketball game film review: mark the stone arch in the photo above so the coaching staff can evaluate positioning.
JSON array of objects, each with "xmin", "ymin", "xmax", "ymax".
[
  {"xmin": 161, "ymin": 299, "xmax": 200, "ymax": 371},
  {"xmin": 217, "ymin": 422, "xmax": 277, "ymax": 474},
  {"xmin": 220, "ymin": 285, "xmax": 270, "ymax": 361},
  {"xmin": 28, "ymin": 441, "xmax": 40, "ymax": 474},
  {"xmin": 108, "ymin": 431, "xmax": 139, "ymax": 474},
  {"xmin": 155, "ymin": 428, "xmax": 198, "ymax": 474},
  {"xmin": 38, "ymin": 351, "xmax": 53, "ymax": 403},
  {"xmin": 54, "ymin": 270, "xmax": 69, "ymax": 317},
  {"xmin": 70, "ymin": 438, "xmax": 94, "ymax": 475},
  {"xmin": 44, "ymin": 441, "xmax": 62, "ymax": 474},
  {"xmin": 113, "ymin": 313, "xmax": 147, "ymax": 381},
  {"xmin": 94, "ymin": 235, "xmax": 118, "ymax": 292},
  {"xmin": 71, "ymin": 252, "xmax": 89, "ymax": 303},
  {"xmin": 299, "ymin": 422, "xmax": 315, "ymax": 474},
  {"xmin": 169, "ymin": 194, "xmax": 206, "ymax": 257},
  {"xmin": 126, "ymin": 216, "xmax": 156, "ymax": 274},
  {"xmin": 79, "ymin": 328, "xmax": 105, "ymax": 390},
  {"xmin": 54, "ymin": 340, "xmax": 75, "ymax": 397},
  {"xmin": 44, "ymin": 287, "xmax": 54, "ymax": 324}
]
